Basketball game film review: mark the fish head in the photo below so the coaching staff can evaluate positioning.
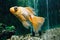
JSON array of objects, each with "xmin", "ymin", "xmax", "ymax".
[{"xmin": 10, "ymin": 6, "xmax": 22, "ymax": 15}]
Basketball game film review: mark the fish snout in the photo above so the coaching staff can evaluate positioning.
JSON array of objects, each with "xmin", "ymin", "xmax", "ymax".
[{"xmin": 10, "ymin": 6, "xmax": 18, "ymax": 13}]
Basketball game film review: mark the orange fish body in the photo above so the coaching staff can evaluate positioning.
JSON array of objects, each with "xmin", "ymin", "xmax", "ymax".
[{"xmin": 10, "ymin": 6, "xmax": 45, "ymax": 36}]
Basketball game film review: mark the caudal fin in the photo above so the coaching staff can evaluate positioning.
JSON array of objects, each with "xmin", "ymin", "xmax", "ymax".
[{"xmin": 31, "ymin": 16, "xmax": 45, "ymax": 33}]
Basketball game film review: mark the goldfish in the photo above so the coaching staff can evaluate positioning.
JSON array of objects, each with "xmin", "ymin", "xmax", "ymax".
[{"xmin": 10, "ymin": 6, "xmax": 45, "ymax": 36}]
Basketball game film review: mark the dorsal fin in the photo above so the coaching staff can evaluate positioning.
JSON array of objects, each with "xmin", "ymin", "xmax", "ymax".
[{"xmin": 25, "ymin": 7, "xmax": 36, "ymax": 15}]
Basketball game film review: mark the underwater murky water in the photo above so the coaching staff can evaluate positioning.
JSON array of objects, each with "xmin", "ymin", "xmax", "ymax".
[{"xmin": 0, "ymin": 0, "xmax": 60, "ymax": 40}]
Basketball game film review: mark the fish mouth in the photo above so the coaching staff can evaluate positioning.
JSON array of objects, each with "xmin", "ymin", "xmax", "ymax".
[{"xmin": 10, "ymin": 6, "xmax": 18, "ymax": 13}]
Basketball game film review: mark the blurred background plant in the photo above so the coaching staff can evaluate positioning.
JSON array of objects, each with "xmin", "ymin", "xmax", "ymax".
[{"xmin": 0, "ymin": 23, "xmax": 15, "ymax": 40}]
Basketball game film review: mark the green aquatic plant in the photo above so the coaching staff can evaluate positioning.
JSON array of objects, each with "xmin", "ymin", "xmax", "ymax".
[
  {"xmin": 0, "ymin": 23, "xmax": 15, "ymax": 33},
  {"xmin": 0, "ymin": 23, "xmax": 15, "ymax": 40},
  {"xmin": 5, "ymin": 26, "xmax": 15, "ymax": 31}
]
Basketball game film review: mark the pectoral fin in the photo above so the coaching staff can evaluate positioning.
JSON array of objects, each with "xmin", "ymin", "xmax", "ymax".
[{"xmin": 22, "ymin": 21, "xmax": 30, "ymax": 29}]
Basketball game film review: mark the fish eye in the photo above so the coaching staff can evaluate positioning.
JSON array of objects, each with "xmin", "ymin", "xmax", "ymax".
[{"xmin": 14, "ymin": 6, "xmax": 18, "ymax": 12}]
